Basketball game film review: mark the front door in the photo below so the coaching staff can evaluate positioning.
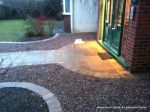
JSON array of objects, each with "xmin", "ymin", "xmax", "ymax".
[{"xmin": 103, "ymin": 0, "xmax": 125, "ymax": 55}]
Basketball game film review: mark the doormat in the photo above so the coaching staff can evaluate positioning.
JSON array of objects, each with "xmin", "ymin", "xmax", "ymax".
[{"xmin": 98, "ymin": 53, "xmax": 113, "ymax": 60}]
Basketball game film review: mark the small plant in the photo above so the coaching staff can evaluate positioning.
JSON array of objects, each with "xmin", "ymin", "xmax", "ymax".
[
  {"xmin": 25, "ymin": 16, "xmax": 37, "ymax": 37},
  {"xmin": 36, "ymin": 14, "xmax": 47, "ymax": 36},
  {"xmin": 48, "ymin": 21, "xmax": 55, "ymax": 35},
  {"xmin": 25, "ymin": 15, "xmax": 54, "ymax": 38}
]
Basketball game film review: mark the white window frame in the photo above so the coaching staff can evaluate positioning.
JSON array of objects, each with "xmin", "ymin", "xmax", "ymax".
[{"xmin": 63, "ymin": 0, "xmax": 71, "ymax": 15}]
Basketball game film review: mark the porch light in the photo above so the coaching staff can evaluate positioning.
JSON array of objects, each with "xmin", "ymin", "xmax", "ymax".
[
  {"xmin": 74, "ymin": 39, "xmax": 85, "ymax": 44},
  {"xmin": 132, "ymin": 0, "xmax": 138, "ymax": 5}
]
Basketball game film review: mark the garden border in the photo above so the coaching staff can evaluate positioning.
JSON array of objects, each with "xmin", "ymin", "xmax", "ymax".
[
  {"xmin": 0, "ymin": 33, "xmax": 60, "ymax": 44},
  {"xmin": 0, "ymin": 82, "xmax": 62, "ymax": 112}
]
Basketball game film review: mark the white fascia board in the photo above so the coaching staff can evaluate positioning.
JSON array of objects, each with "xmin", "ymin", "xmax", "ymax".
[{"xmin": 63, "ymin": 12, "xmax": 71, "ymax": 15}]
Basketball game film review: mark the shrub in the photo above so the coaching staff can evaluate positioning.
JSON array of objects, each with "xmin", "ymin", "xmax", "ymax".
[
  {"xmin": 25, "ymin": 16, "xmax": 37, "ymax": 37},
  {"xmin": 45, "ymin": 0, "xmax": 63, "ymax": 18},
  {"xmin": 3, "ymin": 0, "xmax": 63, "ymax": 20},
  {"xmin": 44, "ymin": 21, "xmax": 55, "ymax": 36},
  {"xmin": 25, "ymin": 16, "xmax": 54, "ymax": 37}
]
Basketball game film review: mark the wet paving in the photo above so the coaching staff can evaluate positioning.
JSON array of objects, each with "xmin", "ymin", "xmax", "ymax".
[{"xmin": 0, "ymin": 40, "xmax": 130, "ymax": 78}]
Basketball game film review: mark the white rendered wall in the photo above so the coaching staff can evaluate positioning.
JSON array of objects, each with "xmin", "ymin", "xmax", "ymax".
[{"xmin": 72, "ymin": 0, "xmax": 98, "ymax": 33}]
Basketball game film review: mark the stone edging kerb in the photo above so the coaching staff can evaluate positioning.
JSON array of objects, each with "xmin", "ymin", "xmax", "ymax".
[{"xmin": 0, "ymin": 82, "xmax": 62, "ymax": 112}]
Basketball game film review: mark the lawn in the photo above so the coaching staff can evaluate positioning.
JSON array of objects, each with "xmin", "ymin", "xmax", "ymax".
[
  {"xmin": 0, "ymin": 19, "xmax": 55, "ymax": 42},
  {"xmin": 0, "ymin": 20, "xmax": 25, "ymax": 42}
]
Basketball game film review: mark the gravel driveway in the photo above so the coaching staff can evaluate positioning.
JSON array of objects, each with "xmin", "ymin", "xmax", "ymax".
[
  {"xmin": 0, "ymin": 33, "xmax": 149, "ymax": 112},
  {"xmin": 0, "ymin": 33, "xmax": 96, "ymax": 53},
  {"xmin": 0, "ymin": 64, "xmax": 150, "ymax": 112}
]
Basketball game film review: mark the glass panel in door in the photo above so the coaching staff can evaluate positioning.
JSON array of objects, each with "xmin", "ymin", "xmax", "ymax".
[
  {"xmin": 104, "ymin": 0, "xmax": 125, "ymax": 55},
  {"xmin": 104, "ymin": 0, "xmax": 113, "ymax": 44},
  {"xmin": 112, "ymin": 0, "xmax": 125, "ymax": 51}
]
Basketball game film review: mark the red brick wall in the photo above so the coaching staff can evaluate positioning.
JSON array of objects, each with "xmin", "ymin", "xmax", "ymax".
[
  {"xmin": 121, "ymin": 0, "xmax": 131, "ymax": 58},
  {"xmin": 121, "ymin": 0, "xmax": 150, "ymax": 72},
  {"xmin": 121, "ymin": 0, "xmax": 136, "ymax": 69}
]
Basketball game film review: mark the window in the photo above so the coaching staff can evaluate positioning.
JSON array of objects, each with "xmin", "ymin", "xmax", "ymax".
[{"xmin": 63, "ymin": 0, "xmax": 71, "ymax": 15}]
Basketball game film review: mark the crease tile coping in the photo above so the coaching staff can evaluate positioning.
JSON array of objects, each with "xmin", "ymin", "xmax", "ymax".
[{"xmin": 0, "ymin": 82, "xmax": 62, "ymax": 112}]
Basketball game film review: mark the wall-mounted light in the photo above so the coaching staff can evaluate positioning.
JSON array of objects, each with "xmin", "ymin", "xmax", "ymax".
[
  {"xmin": 130, "ymin": 6, "xmax": 135, "ymax": 20},
  {"xmin": 132, "ymin": 0, "xmax": 138, "ymax": 5}
]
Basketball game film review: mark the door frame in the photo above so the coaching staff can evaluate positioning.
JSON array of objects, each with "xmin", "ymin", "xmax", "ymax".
[{"xmin": 101, "ymin": 0, "xmax": 126, "ymax": 56}]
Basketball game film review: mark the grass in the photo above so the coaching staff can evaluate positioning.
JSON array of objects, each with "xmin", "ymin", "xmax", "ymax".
[
  {"xmin": 0, "ymin": 19, "xmax": 55, "ymax": 42},
  {"xmin": 0, "ymin": 20, "xmax": 25, "ymax": 42}
]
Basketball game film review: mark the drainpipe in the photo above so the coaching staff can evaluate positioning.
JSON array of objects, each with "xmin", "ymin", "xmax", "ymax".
[{"xmin": 70, "ymin": 0, "xmax": 74, "ymax": 33}]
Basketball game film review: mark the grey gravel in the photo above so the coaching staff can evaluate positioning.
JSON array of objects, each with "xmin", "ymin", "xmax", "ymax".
[
  {"xmin": 0, "ymin": 64, "xmax": 150, "ymax": 112},
  {"xmin": 0, "ymin": 32, "xmax": 149, "ymax": 112}
]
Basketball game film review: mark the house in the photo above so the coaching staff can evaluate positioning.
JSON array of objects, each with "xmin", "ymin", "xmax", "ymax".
[
  {"xmin": 97, "ymin": 0, "xmax": 150, "ymax": 73},
  {"xmin": 63, "ymin": 0, "xmax": 150, "ymax": 73},
  {"xmin": 62, "ymin": 0, "xmax": 98, "ymax": 33}
]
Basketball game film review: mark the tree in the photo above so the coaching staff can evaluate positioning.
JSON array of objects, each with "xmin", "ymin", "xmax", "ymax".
[
  {"xmin": 2, "ymin": 0, "xmax": 63, "ymax": 19},
  {"xmin": 3, "ymin": 0, "xmax": 46, "ymax": 19},
  {"xmin": 44, "ymin": 0, "xmax": 63, "ymax": 17}
]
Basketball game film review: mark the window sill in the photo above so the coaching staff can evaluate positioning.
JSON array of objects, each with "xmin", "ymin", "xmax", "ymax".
[{"xmin": 63, "ymin": 12, "xmax": 71, "ymax": 15}]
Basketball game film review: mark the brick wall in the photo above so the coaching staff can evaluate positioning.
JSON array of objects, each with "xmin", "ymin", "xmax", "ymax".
[
  {"xmin": 121, "ymin": 0, "xmax": 150, "ymax": 72},
  {"xmin": 121, "ymin": 0, "xmax": 136, "ymax": 70},
  {"xmin": 97, "ymin": 0, "xmax": 150, "ymax": 73},
  {"xmin": 64, "ymin": 15, "xmax": 71, "ymax": 33}
]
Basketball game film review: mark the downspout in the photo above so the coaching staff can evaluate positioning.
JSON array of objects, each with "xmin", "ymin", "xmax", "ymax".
[{"xmin": 70, "ymin": 0, "xmax": 74, "ymax": 33}]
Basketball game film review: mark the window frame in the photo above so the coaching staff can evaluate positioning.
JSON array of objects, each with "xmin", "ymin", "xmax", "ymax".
[{"xmin": 63, "ymin": 0, "xmax": 71, "ymax": 15}]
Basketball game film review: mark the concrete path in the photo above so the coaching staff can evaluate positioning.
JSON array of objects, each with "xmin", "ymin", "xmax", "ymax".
[
  {"xmin": 53, "ymin": 22, "xmax": 64, "ymax": 34},
  {"xmin": 0, "ymin": 40, "xmax": 131, "ymax": 78}
]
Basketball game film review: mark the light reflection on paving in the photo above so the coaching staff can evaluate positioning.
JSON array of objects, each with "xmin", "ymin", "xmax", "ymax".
[{"xmin": 0, "ymin": 40, "xmax": 132, "ymax": 78}]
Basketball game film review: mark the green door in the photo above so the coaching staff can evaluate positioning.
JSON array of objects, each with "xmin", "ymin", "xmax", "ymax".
[{"xmin": 103, "ymin": 0, "xmax": 125, "ymax": 55}]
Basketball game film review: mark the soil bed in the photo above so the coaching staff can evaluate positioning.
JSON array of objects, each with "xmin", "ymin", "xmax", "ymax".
[{"xmin": 0, "ymin": 87, "xmax": 49, "ymax": 112}]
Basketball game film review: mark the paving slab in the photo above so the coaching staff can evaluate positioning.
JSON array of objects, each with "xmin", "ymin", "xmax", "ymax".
[{"xmin": 0, "ymin": 40, "xmax": 131, "ymax": 78}]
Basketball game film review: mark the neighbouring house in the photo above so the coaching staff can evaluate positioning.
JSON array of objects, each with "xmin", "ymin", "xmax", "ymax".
[
  {"xmin": 62, "ymin": 0, "xmax": 98, "ymax": 33},
  {"xmin": 97, "ymin": 0, "xmax": 150, "ymax": 73}
]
